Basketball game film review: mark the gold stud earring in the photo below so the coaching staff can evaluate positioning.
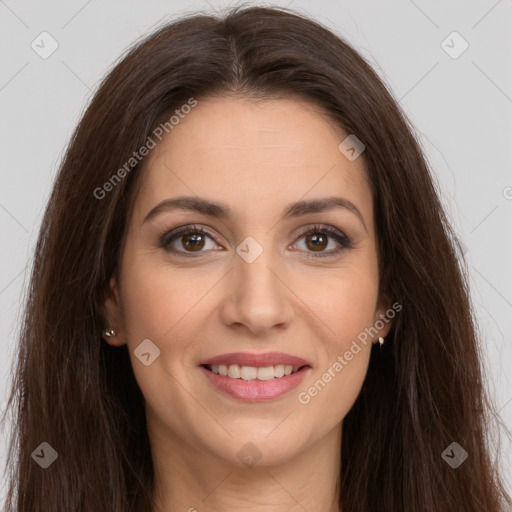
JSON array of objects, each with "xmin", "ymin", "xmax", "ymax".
[
  {"xmin": 104, "ymin": 328, "xmax": 116, "ymax": 338},
  {"xmin": 378, "ymin": 336, "xmax": 385, "ymax": 346}
]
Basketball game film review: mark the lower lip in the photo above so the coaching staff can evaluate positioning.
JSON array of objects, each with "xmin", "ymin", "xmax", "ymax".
[{"xmin": 200, "ymin": 365, "xmax": 311, "ymax": 402}]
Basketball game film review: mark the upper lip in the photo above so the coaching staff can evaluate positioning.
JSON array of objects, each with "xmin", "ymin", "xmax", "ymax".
[{"xmin": 199, "ymin": 351, "xmax": 311, "ymax": 368}]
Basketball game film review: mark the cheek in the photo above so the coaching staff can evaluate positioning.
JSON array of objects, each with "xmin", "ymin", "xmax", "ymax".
[
  {"xmin": 298, "ymin": 255, "xmax": 380, "ymax": 347},
  {"xmin": 120, "ymin": 268, "xmax": 176, "ymax": 343},
  {"xmin": 117, "ymin": 254, "xmax": 204, "ymax": 411},
  {"xmin": 326, "ymin": 275, "xmax": 379, "ymax": 341},
  {"xmin": 118, "ymin": 249, "xmax": 222, "ymax": 386},
  {"xmin": 119, "ymin": 245, "xmax": 200, "ymax": 343},
  {"xmin": 293, "ymin": 262, "xmax": 379, "ymax": 421}
]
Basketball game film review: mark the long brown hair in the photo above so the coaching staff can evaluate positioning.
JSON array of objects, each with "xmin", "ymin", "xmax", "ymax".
[{"xmin": 2, "ymin": 5, "xmax": 510, "ymax": 511}]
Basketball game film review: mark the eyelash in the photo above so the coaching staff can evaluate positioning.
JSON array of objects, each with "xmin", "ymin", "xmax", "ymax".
[{"xmin": 159, "ymin": 223, "xmax": 353, "ymax": 259}]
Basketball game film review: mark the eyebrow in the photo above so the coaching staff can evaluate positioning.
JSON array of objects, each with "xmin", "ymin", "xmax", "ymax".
[{"xmin": 143, "ymin": 195, "xmax": 367, "ymax": 232}]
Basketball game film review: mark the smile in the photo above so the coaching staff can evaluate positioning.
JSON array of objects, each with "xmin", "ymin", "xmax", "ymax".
[
  {"xmin": 200, "ymin": 364, "xmax": 311, "ymax": 402},
  {"xmin": 203, "ymin": 363, "xmax": 304, "ymax": 380}
]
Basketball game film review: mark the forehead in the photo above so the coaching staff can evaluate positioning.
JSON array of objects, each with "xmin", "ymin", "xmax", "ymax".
[{"xmin": 131, "ymin": 96, "xmax": 373, "ymax": 227}]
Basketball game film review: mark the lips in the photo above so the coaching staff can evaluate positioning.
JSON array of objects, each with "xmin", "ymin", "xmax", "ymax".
[
  {"xmin": 199, "ymin": 351, "xmax": 311, "ymax": 368},
  {"xmin": 200, "ymin": 364, "xmax": 311, "ymax": 401},
  {"xmin": 198, "ymin": 351, "xmax": 312, "ymax": 401}
]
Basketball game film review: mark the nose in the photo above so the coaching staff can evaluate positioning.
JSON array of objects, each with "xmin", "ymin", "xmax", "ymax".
[{"xmin": 219, "ymin": 248, "xmax": 294, "ymax": 337}]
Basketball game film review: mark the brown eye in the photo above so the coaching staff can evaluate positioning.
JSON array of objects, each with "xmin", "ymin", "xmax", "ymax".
[
  {"xmin": 304, "ymin": 232, "xmax": 328, "ymax": 252},
  {"xmin": 160, "ymin": 223, "xmax": 353, "ymax": 259},
  {"xmin": 292, "ymin": 224, "xmax": 353, "ymax": 258},
  {"xmin": 160, "ymin": 225, "xmax": 220, "ymax": 257},
  {"xmin": 180, "ymin": 232, "xmax": 206, "ymax": 252}
]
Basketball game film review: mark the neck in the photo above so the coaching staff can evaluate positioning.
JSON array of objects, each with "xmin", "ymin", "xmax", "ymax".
[{"xmin": 149, "ymin": 419, "xmax": 342, "ymax": 512}]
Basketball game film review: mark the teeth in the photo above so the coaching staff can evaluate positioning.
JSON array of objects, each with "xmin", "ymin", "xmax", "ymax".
[
  {"xmin": 241, "ymin": 365, "xmax": 257, "ymax": 380},
  {"xmin": 209, "ymin": 363, "xmax": 303, "ymax": 380},
  {"xmin": 227, "ymin": 364, "xmax": 241, "ymax": 378},
  {"xmin": 256, "ymin": 366, "xmax": 274, "ymax": 381}
]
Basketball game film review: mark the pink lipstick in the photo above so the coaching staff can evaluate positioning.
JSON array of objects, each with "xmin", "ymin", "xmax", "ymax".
[{"xmin": 199, "ymin": 351, "xmax": 312, "ymax": 402}]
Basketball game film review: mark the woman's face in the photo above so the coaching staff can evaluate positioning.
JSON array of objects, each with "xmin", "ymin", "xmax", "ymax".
[{"xmin": 104, "ymin": 96, "xmax": 392, "ymax": 469}]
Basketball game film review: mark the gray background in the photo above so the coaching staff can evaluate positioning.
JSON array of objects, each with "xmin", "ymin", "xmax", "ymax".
[{"xmin": 1, "ymin": 0, "xmax": 511, "ymax": 502}]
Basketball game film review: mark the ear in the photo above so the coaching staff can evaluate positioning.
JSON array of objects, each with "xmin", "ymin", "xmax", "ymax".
[
  {"xmin": 373, "ymin": 290, "xmax": 395, "ymax": 343},
  {"xmin": 102, "ymin": 276, "xmax": 126, "ymax": 347}
]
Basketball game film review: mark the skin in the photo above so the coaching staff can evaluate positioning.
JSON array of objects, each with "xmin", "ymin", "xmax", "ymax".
[{"xmin": 103, "ymin": 96, "xmax": 393, "ymax": 512}]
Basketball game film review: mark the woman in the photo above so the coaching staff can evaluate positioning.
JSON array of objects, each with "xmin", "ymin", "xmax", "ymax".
[{"xmin": 1, "ymin": 5, "xmax": 510, "ymax": 511}]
